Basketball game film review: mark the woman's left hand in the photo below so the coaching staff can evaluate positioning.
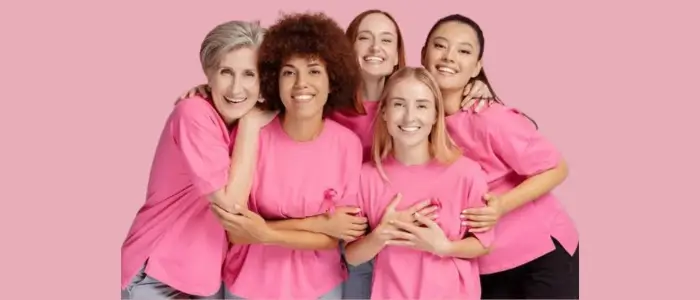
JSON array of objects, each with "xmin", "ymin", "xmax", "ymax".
[
  {"xmin": 385, "ymin": 213, "xmax": 453, "ymax": 257},
  {"xmin": 461, "ymin": 80, "xmax": 496, "ymax": 113},
  {"xmin": 460, "ymin": 194, "xmax": 503, "ymax": 233},
  {"xmin": 211, "ymin": 203, "xmax": 274, "ymax": 243}
]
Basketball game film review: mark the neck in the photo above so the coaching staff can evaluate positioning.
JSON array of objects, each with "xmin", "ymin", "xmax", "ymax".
[
  {"xmin": 392, "ymin": 141, "xmax": 431, "ymax": 166},
  {"xmin": 441, "ymin": 88, "xmax": 463, "ymax": 116},
  {"xmin": 281, "ymin": 113, "xmax": 324, "ymax": 142},
  {"xmin": 362, "ymin": 75, "xmax": 386, "ymax": 101}
]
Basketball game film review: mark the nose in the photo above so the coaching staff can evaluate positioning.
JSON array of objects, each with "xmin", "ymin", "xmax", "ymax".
[
  {"xmin": 293, "ymin": 72, "xmax": 308, "ymax": 89},
  {"xmin": 370, "ymin": 39, "xmax": 380, "ymax": 52},
  {"xmin": 441, "ymin": 46, "xmax": 456, "ymax": 63},
  {"xmin": 403, "ymin": 105, "xmax": 417, "ymax": 123},
  {"xmin": 230, "ymin": 75, "xmax": 243, "ymax": 94}
]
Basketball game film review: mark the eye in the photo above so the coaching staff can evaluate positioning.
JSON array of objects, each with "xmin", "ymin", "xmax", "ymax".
[
  {"xmin": 220, "ymin": 69, "xmax": 233, "ymax": 75},
  {"xmin": 358, "ymin": 36, "xmax": 369, "ymax": 41},
  {"xmin": 310, "ymin": 69, "xmax": 322, "ymax": 75},
  {"xmin": 392, "ymin": 102, "xmax": 404, "ymax": 107},
  {"xmin": 459, "ymin": 49, "xmax": 472, "ymax": 55},
  {"xmin": 382, "ymin": 39, "xmax": 393, "ymax": 43},
  {"xmin": 433, "ymin": 43, "xmax": 446, "ymax": 49},
  {"xmin": 281, "ymin": 70, "xmax": 294, "ymax": 76},
  {"xmin": 244, "ymin": 70, "xmax": 257, "ymax": 77},
  {"xmin": 418, "ymin": 104, "xmax": 429, "ymax": 109}
]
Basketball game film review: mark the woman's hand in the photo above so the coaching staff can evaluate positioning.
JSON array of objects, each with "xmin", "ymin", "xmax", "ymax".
[
  {"xmin": 387, "ymin": 213, "xmax": 453, "ymax": 257},
  {"xmin": 211, "ymin": 203, "xmax": 275, "ymax": 243},
  {"xmin": 460, "ymin": 194, "xmax": 503, "ymax": 233},
  {"xmin": 175, "ymin": 84, "xmax": 209, "ymax": 105},
  {"xmin": 395, "ymin": 199, "xmax": 439, "ymax": 226},
  {"xmin": 461, "ymin": 80, "xmax": 496, "ymax": 113},
  {"xmin": 239, "ymin": 107, "xmax": 279, "ymax": 131},
  {"xmin": 321, "ymin": 207, "xmax": 368, "ymax": 242}
]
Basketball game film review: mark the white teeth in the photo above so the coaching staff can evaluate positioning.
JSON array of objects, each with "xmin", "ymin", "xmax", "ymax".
[
  {"xmin": 364, "ymin": 56, "xmax": 384, "ymax": 62},
  {"xmin": 292, "ymin": 95, "xmax": 313, "ymax": 101},
  {"xmin": 399, "ymin": 126, "xmax": 420, "ymax": 132},
  {"xmin": 224, "ymin": 96, "xmax": 246, "ymax": 103},
  {"xmin": 437, "ymin": 66, "xmax": 457, "ymax": 74}
]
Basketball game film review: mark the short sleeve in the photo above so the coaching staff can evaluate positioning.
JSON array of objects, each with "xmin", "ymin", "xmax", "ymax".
[
  {"xmin": 464, "ymin": 166, "xmax": 495, "ymax": 248},
  {"xmin": 171, "ymin": 101, "xmax": 231, "ymax": 196},
  {"xmin": 487, "ymin": 108, "xmax": 562, "ymax": 176},
  {"xmin": 335, "ymin": 134, "xmax": 364, "ymax": 209}
]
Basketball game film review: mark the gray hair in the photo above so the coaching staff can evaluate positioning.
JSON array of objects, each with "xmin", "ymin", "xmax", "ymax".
[{"xmin": 199, "ymin": 20, "xmax": 266, "ymax": 73}]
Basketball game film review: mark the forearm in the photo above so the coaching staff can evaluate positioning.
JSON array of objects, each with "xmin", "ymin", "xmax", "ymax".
[
  {"xmin": 265, "ymin": 228, "xmax": 338, "ymax": 250},
  {"xmin": 500, "ymin": 159, "xmax": 569, "ymax": 214},
  {"xmin": 344, "ymin": 232, "xmax": 384, "ymax": 266},
  {"xmin": 209, "ymin": 125, "xmax": 261, "ymax": 211},
  {"xmin": 267, "ymin": 215, "xmax": 325, "ymax": 233},
  {"xmin": 442, "ymin": 236, "xmax": 490, "ymax": 259}
]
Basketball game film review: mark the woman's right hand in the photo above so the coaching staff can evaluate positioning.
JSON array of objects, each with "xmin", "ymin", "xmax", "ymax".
[
  {"xmin": 175, "ymin": 84, "xmax": 209, "ymax": 105},
  {"xmin": 239, "ymin": 107, "xmax": 279, "ymax": 131},
  {"xmin": 395, "ymin": 198, "xmax": 439, "ymax": 226},
  {"xmin": 322, "ymin": 207, "xmax": 368, "ymax": 242}
]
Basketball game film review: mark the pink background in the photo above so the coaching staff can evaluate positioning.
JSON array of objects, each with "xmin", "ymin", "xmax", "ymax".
[{"xmin": 1, "ymin": 0, "xmax": 697, "ymax": 298}]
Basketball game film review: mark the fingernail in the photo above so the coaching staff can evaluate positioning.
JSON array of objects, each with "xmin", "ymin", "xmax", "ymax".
[
  {"xmin": 461, "ymin": 221, "xmax": 468, "ymax": 225},
  {"xmin": 460, "ymin": 215, "xmax": 466, "ymax": 219}
]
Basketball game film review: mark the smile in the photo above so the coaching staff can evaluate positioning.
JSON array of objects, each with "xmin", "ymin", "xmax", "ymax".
[
  {"xmin": 363, "ymin": 56, "xmax": 385, "ymax": 64},
  {"xmin": 398, "ymin": 125, "xmax": 421, "ymax": 132},
  {"xmin": 292, "ymin": 94, "xmax": 314, "ymax": 103},
  {"xmin": 436, "ymin": 65, "xmax": 458, "ymax": 75},
  {"xmin": 223, "ymin": 96, "xmax": 247, "ymax": 103}
]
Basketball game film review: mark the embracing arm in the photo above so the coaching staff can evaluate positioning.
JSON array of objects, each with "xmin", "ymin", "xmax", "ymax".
[
  {"xmin": 441, "ymin": 235, "xmax": 491, "ymax": 259},
  {"xmin": 344, "ymin": 230, "xmax": 383, "ymax": 266},
  {"xmin": 207, "ymin": 122, "xmax": 262, "ymax": 211},
  {"xmin": 487, "ymin": 108, "xmax": 569, "ymax": 214},
  {"xmin": 498, "ymin": 159, "xmax": 568, "ymax": 214}
]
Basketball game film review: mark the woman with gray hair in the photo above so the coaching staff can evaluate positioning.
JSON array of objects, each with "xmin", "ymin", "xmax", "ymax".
[{"xmin": 120, "ymin": 20, "xmax": 276, "ymax": 299}]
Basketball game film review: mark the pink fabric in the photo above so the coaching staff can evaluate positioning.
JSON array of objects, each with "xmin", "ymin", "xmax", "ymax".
[
  {"xmin": 120, "ymin": 96, "xmax": 231, "ymax": 295},
  {"xmin": 330, "ymin": 100, "xmax": 380, "ymax": 162},
  {"xmin": 222, "ymin": 117, "xmax": 364, "ymax": 299},
  {"xmin": 445, "ymin": 103, "xmax": 579, "ymax": 274},
  {"xmin": 348, "ymin": 157, "xmax": 493, "ymax": 300}
]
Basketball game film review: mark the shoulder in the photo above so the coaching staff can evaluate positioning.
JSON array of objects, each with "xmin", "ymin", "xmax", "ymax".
[
  {"xmin": 477, "ymin": 103, "xmax": 537, "ymax": 134},
  {"xmin": 325, "ymin": 119, "xmax": 363, "ymax": 149},
  {"xmin": 450, "ymin": 156, "xmax": 488, "ymax": 181},
  {"xmin": 170, "ymin": 96, "xmax": 219, "ymax": 123}
]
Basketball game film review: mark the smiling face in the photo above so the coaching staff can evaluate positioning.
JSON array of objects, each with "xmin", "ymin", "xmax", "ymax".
[
  {"xmin": 423, "ymin": 21, "xmax": 482, "ymax": 92},
  {"xmin": 383, "ymin": 76, "xmax": 437, "ymax": 150},
  {"xmin": 206, "ymin": 46, "xmax": 260, "ymax": 125},
  {"xmin": 278, "ymin": 55, "xmax": 330, "ymax": 120},
  {"xmin": 353, "ymin": 13, "xmax": 400, "ymax": 79}
]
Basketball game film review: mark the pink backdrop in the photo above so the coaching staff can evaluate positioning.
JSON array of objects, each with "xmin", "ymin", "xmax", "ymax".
[{"xmin": 0, "ymin": 0, "xmax": 697, "ymax": 298}]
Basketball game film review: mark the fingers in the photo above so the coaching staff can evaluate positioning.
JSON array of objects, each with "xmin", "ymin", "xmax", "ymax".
[
  {"xmin": 416, "ymin": 205, "xmax": 438, "ymax": 216},
  {"xmin": 385, "ymin": 240, "xmax": 416, "ymax": 247},
  {"xmin": 461, "ymin": 207, "xmax": 490, "ymax": 215},
  {"xmin": 474, "ymin": 99, "xmax": 487, "ymax": 112},
  {"xmin": 390, "ymin": 220, "xmax": 419, "ymax": 234},
  {"xmin": 483, "ymin": 193, "xmax": 497, "ymax": 203},
  {"xmin": 462, "ymin": 82, "xmax": 474, "ymax": 96},
  {"xmin": 349, "ymin": 223, "xmax": 368, "ymax": 231},
  {"xmin": 412, "ymin": 213, "xmax": 439, "ymax": 229},
  {"xmin": 464, "ymin": 220, "xmax": 495, "ymax": 230},
  {"xmin": 386, "ymin": 193, "xmax": 403, "ymax": 211},
  {"xmin": 468, "ymin": 226, "xmax": 492, "ymax": 233},
  {"xmin": 461, "ymin": 98, "xmax": 476, "ymax": 111},
  {"xmin": 407, "ymin": 200, "xmax": 432, "ymax": 215},
  {"xmin": 335, "ymin": 206, "xmax": 362, "ymax": 215},
  {"xmin": 462, "ymin": 213, "xmax": 496, "ymax": 222},
  {"xmin": 233, "ymin": 204, "xmax": 255, "ymax": 218},
  {"xmin": 196, "ymin": 84, "xmax": 208, "ymax": 97}
]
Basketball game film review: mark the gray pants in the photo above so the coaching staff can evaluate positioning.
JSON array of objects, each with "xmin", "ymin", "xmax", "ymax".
[
  {"xmin": 223, "ymin": 284, "xmax": 343, "ymax": 299},
  {"xmin": 121, "ymin": 266, "xmax": 224, "ymax": 299},
  {"xmin": 341, "ymin": 260, "xmax": 374, "ymax": 299}
]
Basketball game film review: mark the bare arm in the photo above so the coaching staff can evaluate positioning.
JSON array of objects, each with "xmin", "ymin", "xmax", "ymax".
[
  {"xmin": 345, "ymin": 230, "xmax": 384, "ymax": 266},
  {"xmin": 499, "ymin": 159, "xmax": 569, "ymax": 214},
  {"xmin": 207, "ymin": 123, "xmax": 261, "ymax": 211},
  {"xmin": 441, "ymin": 236, "xmax": 490, "ymax": 259}
]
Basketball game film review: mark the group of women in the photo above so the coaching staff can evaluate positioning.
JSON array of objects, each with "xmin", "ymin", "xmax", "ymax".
[{"xmin": 120, "ymin": 9, "xmax": 579, "ymax": 300}]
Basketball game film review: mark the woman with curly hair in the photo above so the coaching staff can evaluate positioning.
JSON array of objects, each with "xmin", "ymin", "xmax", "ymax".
[{"xmin": 210, "ymin": 12, "xmax": 367, "ymax": 299}]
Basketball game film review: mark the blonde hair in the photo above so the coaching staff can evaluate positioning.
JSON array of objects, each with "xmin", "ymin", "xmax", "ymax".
[
  {"xmin": 371, "ymin": 67, "xmax": 462, "ymax": 180},
  {"xmin": 199, "ymin": 20, "xmax": 266, "ymax": 74}
]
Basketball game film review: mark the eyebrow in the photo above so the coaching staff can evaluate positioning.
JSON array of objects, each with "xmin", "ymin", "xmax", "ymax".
[
  {"xmin": 282, "ymin": 62, "xmax": 323, "ymax": 68},
  {"xmin": 433, "ymin": 36, "xmax": 474, "ymax": 48},
  {"xmin": 358, "ymin": 30, "xmax": 396, "ymax": 36},
  {"xmin": 390, "ymin": 97, "xmax": 433, "ymax": 103}
]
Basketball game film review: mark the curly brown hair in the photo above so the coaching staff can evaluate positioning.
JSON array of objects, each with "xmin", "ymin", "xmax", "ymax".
[{"xmin": 257, "ymin": 12, "xmax": 365, "ymax": 116}]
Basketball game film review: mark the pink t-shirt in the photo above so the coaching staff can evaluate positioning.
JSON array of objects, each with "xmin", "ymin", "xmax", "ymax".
[
  {"xmin": 348, "ymin": 156, "xmax": 494, "ymax": 300},
  {"xmin": 445, "ymin": 103, "xmax": 579, "ymax": 274},
  {"xmin": 222, "ymin": 117, "xmax": 364, "ymax": 299},
  {"xmin": 330, "ymin": 100, "xmax": 380, "ymax": 162},
  {"xmin": 120, "ymin": 96, "xmax": 231, "ymax": 295}
]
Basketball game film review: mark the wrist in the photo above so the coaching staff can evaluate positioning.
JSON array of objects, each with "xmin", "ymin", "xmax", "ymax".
[
  {"xmin": 238, "ymin": 121, "xmax": 263, "ymax": 135},
  {"xmin": 306, "ymin": 214, "xmax": 328, "ymax": 234},
  {"xmin": 435, "ymin": 240, "xmax": 456, "ymax": 257},
  {"xmin": 262, "ymin": 226, "xmax": 282, "ymax": 245},
  {"xmin": 367, "ymin": 227, "xmax": 387, "ymax": 247}
]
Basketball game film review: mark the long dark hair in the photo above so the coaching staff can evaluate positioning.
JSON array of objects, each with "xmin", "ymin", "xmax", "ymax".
[{"xmin": 421, "ymin": 14, "xmax": 538, "ymax": 128}]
